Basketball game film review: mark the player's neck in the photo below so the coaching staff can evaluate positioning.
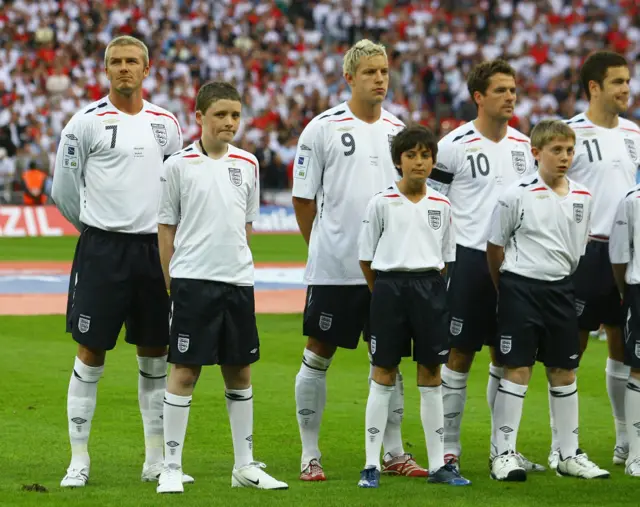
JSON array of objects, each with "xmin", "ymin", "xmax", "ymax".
[
  {"xmin": 198, "ymin": 135, "xmax": 228, "ymax": 159},
  {"xmin": 585, "ymin": 105, "xmax": 619, "ymax": 129},
  {"xmin": 397, "ymin": 178, "xmax": 426, "ymax": 201},
  {"xmin": 539, "ymin": 170, "xmax": 569, "ymax": 196},
  {"xmin": 473, "ymin": 115, "xmax": 508, "ymax": 143},
  {"xmin": 108, "ymin": 89, "xmax": 144, "ymax": 115},
  {"xmin": 347, "ymin": 98, "xmax": 382, "ymax": 124}
]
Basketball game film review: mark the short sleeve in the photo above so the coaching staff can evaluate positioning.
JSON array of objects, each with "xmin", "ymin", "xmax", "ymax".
[
  {"xmin": 358, "ymin": 196, "xmax": 383, "ymax": 262},
  {"xmin": 291, "ymin": 119, "xmax": 326, "ymax": 199},
  {"xmin": 157, "ymin": 159, "xmax": 181, "ymax": 225},
  {"xmin": 610, "ymin": 197, "xmax": 632, "ymax": 264},
  {"xmin": 488, "ymin": 188, "xmax": 520, "ymax": 247},
  {"xmin": 427, "ymin": 138, "xmax": 459, "ymax": 196}
]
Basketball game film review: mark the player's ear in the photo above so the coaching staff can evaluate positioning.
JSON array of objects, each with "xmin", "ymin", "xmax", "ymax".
[
  {"xmin": 531, "ymin": 146, "xmax": 541, "ymax": 162},
  {"xmin": 344, "ymin": 72, "xmax": 355, "ymax": 88},
  {"xmin": 195, "ymin": 110, "xmax": 203, "ymax": 127}
]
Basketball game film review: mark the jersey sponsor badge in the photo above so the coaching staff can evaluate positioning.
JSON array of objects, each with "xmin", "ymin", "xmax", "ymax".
[
  {"xmin": 78, "ymin": 314, "xmax": 91, "ymax": 334},
  {"xmin": 499, "ymin": 336, "xmax": 512, "ymax": 354},
  {"xmin": 177, "ymin": 333, "xmax": 190, "ymax": 353},
  {"xmin": 228, "ymin": 167, "xmax": 242, "ymax": 186},
  {"xmin": 295, "ymin": 155, "xmax": 310, "ymax": 179},
  {"xmin": 511, "ymin": 151, "xmax": 527, "ymax": 174},
  {"xmin": 319, "ymin": 312, "xmax": 333, "ymax": 331},
  {"xmin": 428, "ymin": 209, "xmax": 441, "ymax": 230},
  {"xmin": 625, "ymin": 139, "xmax": 638, "ymax": 163},
  {"xmin": 573, "ymin": 203, "xmax": 584, "ymax": 223},
  {"xmin": 450, "ymin": 317, "xmax": 463, "ymax": 336},
  {"xmin": 151, "ymin": 123, "xmax": 168, "ymax": 146}
]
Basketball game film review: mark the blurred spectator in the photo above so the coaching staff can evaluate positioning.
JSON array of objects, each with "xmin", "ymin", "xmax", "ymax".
[
  {"xmin": 0, "ymin": 0, "xmax": 637, "ymax": 202},
  {"xmin": 20, "ymin": 163, "xmax": 49, "ymax": 206}
]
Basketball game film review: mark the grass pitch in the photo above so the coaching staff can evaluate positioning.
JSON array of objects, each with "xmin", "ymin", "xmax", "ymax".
[{"xmin": 0, "ymin": 235, "xmax": 638, "ymax": 506}]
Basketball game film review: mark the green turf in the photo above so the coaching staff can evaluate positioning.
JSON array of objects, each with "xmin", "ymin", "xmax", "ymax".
[
  {"xmin": 1, "ymin": 315, "xmax": 637, "ymax": 506},
  {"xmin": 0, "ymin": 234, "xmax": 308, "ymax": 263}
]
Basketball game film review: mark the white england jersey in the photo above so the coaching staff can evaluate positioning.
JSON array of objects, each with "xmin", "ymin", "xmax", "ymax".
[
  {"xmin": 566, "ymin": 113, "xmax": 640, "ymax": 240},
  {"xmin": 291, "ymin": 103, "xmax": 404, "ymax": 285},
  {"xmin": 157, "ymin": 143, "xmax": 259, "ymax": 286},
  {"xmin": 609, "ymin": 185, "xmax": 640, "ymax": 285},
  {"xmin": 489, "ymin": 172, "xmax": 593, "ymax": 281},
  {"xmin": 428, "ymin": 122, "xmax": 536, "ymax": 252},
  {"xmin": 358, "ymin": 183, "xmax": 455, "ymax": 272},
  {"xmin": 52, "ymin": 96, "xmax": 183, "ymax": 233}
]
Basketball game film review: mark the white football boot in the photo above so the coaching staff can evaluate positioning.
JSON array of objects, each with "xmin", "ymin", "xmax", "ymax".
[
  {"xmin": 490, "ymin": 451, "xmax": 526, "ymax": 482},
  {"xmin": 60, "ymin": 465, "xmax": 90, "ymax": 487},
  {"xmin": 556, "ymin": 451, "xmax": 610, "ymax": 479},
  {"xmin": 142, "ymin": 462, "xmax": 195, "ymax": 484},
  {"xmin": 231, "ymin": 462, "xmax": 289, "ymax": 490},
  {"xmin": 625, "ymin": 457, "xmax": 640, "ymax": 477},
  {"xmin": 548, "ymin": 450, "xmax": 560, "ymax": 471},
  {"xmin": 613, "ymin": 445, "xmax": 629, "ymax": 466},
  {"xmin": 157, "ymin": 464, "xmax": 184, "ymax": 494}
]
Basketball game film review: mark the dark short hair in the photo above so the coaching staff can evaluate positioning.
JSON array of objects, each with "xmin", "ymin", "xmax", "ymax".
[
  {"xmin": 580, "ymin": 51, "xmax": 628, "ymax": 101},
  {"xmin": 391, "ymin": 125, "xmax": 438, "ymax": 173},
  {"xmin": 195, "ymin": 81, "xmax": 241, "ymax": 114},
  {"xmin": 467, "ymin": 59, "xmax": 516, "ymax": 107}
]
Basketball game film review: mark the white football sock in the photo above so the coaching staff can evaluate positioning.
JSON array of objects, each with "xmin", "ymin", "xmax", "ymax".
[
  {"xmin": 365, "ymin": 381, "xmax": 394, "ymax": 470},
  {"xmin": 625, "ymin": 376, "xmax": 640, "ymax": 462},
  {"xmin": 226, "ymin": 386, "xmax": 254, "ymax": 469},
  {"xmin": 487, "ymin": 363, "xmax": 503, "ymax": 456},
  {"xmin": 383, "ymin": 371, "xmax": 405, "ymax": 459},
  {"xmin": 549, "ymin": 381, "xmax": 579, "ymax": 459},
  {"xmin": 67, "ymin": 357, "xmax": 103, "ymax": 469},
  {"xmin": 548, "ymin": 384, "xmax": 559, "ymax": 452},
  {"xmin": 493, "ymin": 379, "xmax": 527, "ymax": 455},
  {"xmin": 420, "ymin": 384, "xmax": 445, "ymax": 473},
  {"xmin": 163, "ymin": 392, "xmax": 191, "ymax": 468},
  {"xmin": 295, "ymin": 349, "xmax": 332, "ymax": 468},
  {"xmin": 441, "ymin": 365, "xmax": 468, "ymax": 456},
  {"xmin": 137, "ymin": 355, "xmax": 167, "ymax": 465},
  {"xmin": 606, "ymin": 358, "xmax": 630, "ymax": 449}
]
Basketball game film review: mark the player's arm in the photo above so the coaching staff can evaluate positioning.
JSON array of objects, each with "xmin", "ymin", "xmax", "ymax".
[
  {"xmin": 486, "ymin": 189, "xmax": 519, "ymax": 290},
  {"xmin": 291, "ymin": 120, "xmax": 325, "ymax": 245},
  {"xmin": 157, "ymin": 160, "xmax": 181, "ymax": 290},
  {"xmin": 165, "ymin": 114, "xmax": 184, "ymax": 158},
  {"xmin": 245, "ymin": 159, "xmax": 260, "ymax": 249},
  {"xmin": 442, "ymin": 204, "xmax": 456, "ymax": 274},
  {"xmin": 51, "ymin": 117, "xmax": 91, "ymax": 231},
  {"xmin": 358, "ymin": 197, "xmax": 382, "ymax": 292},
  {"xmin": 610, "ymin": 197, "xmax": 632, "ymax": 297},
  {"xmin": 427, "ymin": 139, "xmax": 458, "ymax": 196}
]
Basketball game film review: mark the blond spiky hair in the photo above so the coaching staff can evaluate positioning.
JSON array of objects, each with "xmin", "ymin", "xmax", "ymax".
[
  {"xmin": 342, "ymin": 39, "xmax": 387, "ymax": 76},
  {"xmin": 104, "ymin": 35, "xmax": 149, "ymax": 68}
]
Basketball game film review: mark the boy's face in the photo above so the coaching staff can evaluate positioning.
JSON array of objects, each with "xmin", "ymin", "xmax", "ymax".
[
  {"xmin": 532, "ymin": 137, "xmax": 575, "ymax": 178},
  {"xmin": 196, "ymin": 99, "xmax": 241, "ymax": 143},
  {"xmin": 399, "ymin": 143, "xmax": 434, "ymax": 183}
]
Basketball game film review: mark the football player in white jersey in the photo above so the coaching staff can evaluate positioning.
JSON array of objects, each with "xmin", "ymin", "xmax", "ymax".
[
  {"xmin": 610, "ymin": 184, "xmax": 640, "ymax": 477},
  {"xmin": 51, "ymin": 36, "xmax": 191, "ymax": 487},
  {"xmin": 549, "ymin": 51, "xmax": 640, "ymax": 470},
  {"xmin": 427, "ymin": 60, "xmax": 542, "ymax": 471},
  {"xmin": 487, "ymin": 119, "xmax": 609, "ymax": 481},
  {"xmin": 291, "ymin": 40, "xmax": 426, "ymax": 480},
  {"xmin": 357, "ymin": 125, "xmax": 471, "ymax": 488},
  {"xmin": 156, "ymin": 81, "xmax": 288, "ymax": 493}
]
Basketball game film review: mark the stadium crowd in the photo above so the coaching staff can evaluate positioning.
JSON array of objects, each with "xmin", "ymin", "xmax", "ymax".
[{"xmin": 0, "ymin": 0, "xmax": 639, "ymax": 202}]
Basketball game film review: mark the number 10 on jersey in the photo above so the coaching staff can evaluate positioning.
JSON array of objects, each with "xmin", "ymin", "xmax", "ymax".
[{"xmin": 467, "ymin": 153, "xmax": 490, "ymax": 178}]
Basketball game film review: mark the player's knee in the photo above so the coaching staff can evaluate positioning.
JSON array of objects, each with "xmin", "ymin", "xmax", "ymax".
[
  {"xmin": 137, "ymin": 355, "xmax": 167, "ymax": 379},
  {"xmin": 76, "ymin": 344, "xmax": 106, "ymax": 367},
  {"xmin": 169, "ymin": 364, "xmax": 201, "ymax": 389},
  {"xmin": 503, "ymin": 366, "xmax": 530, "ymax": 385},
  {"xmin": 221, "ymin": 364, "xmax": 251, "ymax": 389},
  {"xmin": 447, "ymin": 348, "xmax": 474, "ymax": 373},
  {"xmin": 488, "ymin": 346, "xmax": 503, "ymax": 367},
  {"xmin": 546, "ymin": 367, "xmax": 575, "ymax": 387},
  {"xmin": 299, "ymin": 348, "xmax": 333, "ymax": 377},
  {"xmin": 371, "ymin": 365, "xmax": 396, "ymax": 386},
  {"xmin": 305, "ymin": 337, "xmax": 337, "ymax": 361},
  {"xmin": 417, "ymin": 364, "xmax": 441, "ymax": 386},
  {"xmin": 73, "ymin": 356, "xmax": 104, "ymax": 383}
]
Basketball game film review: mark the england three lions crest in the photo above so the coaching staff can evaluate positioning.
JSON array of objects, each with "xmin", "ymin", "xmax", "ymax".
[
  {"xmin": 573, "ymin": 203, "xmax": 584, "ymax": 223},
  {"xmin": 428, "ymin": 210, "xmax": 441, "ymax": 230},
  {"xmin": 511, "ymin": 151, "xmax": 527, "ymax": 174},
  {"xmin": 228, "ymin": 167, "xmax": 242, "ymax": 186},
  {"xmin": 625, "ymin": 139, "xmax": 638, "ymax": 163},
  {"xmin": 151, "ymin": 123, "xmax": 168, "ymax": 146}
]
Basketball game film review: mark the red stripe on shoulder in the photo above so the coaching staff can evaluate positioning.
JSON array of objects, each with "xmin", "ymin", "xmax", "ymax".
[
  {"xmin": 383, "ymin": 118, "xmax": 403, "ymax": 127},
  {"xmin": 229, "ymin": 153, "xmax": 258, "ymax": 183},
  {"xmin": 96, "ymin": 111, "xmax": 118, "ymax": 116},
  {"xmin": 328, "ymin": 117, "xmax": 354, "ymax": 123},
  {"xmin": 428, "ymin": 196, "xmax": 450, "ymax": 206},
  {"xmin": 462, "ymin": 137, "xmax": 481, "ymax": 144},
  {"xmin": 183, "ymin": 154, "xmax": 200, "ymax": 159},
  {"xmin": 384, "ymin": 194, "xmax": 401, "ymax": 198},
  {"xmin": 508, "ymin": 136, "xmax": 528, "ymax": 143},
  {"xmin": 531, "ymin": 187, "xmax": 547, "ymax": 192},
  {"xmin": 145, "ymin": 110, "xmax": 180, "ymax": 134},
  {"xmin": 572, "ymin": 126, "xmax": 594, "ymax": 129},
  {"xmin": 571, "ymin": 190, "xmax": 591, "ymax": 196},
  {"xmin": 621, "ymin": 127, "xmax": 640, "ymax": 135}
]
